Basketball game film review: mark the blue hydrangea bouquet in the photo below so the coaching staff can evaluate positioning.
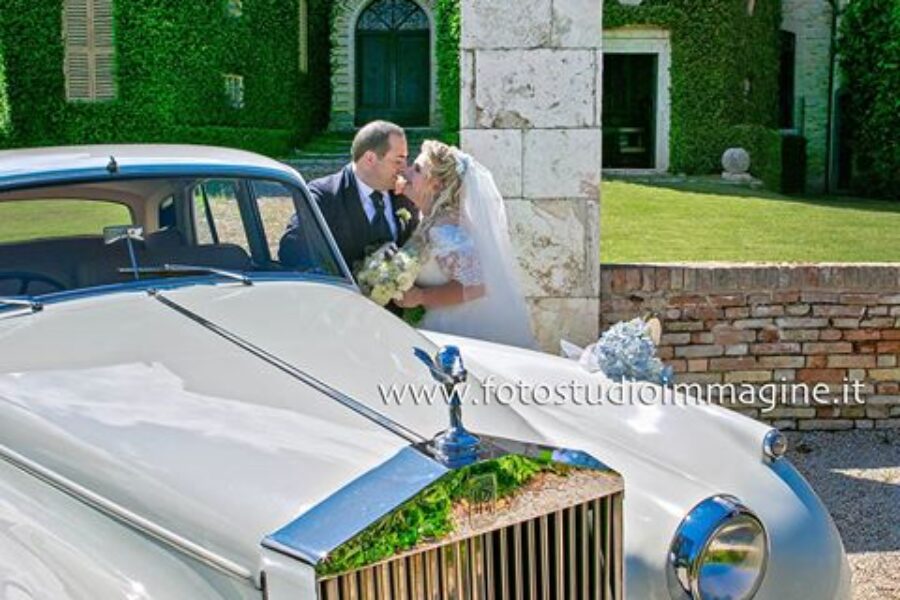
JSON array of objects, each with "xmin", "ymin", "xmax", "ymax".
[{"xmin": 561, "ymin": 317, "xmax": 674, "ymax": 385}]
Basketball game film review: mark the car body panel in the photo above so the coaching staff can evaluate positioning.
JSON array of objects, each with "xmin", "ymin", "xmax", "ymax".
[
  {"xmin": 0, "ymin": 286, "xmax": 410, "ymax": 574},
  {"xmin": 0, "ymin": 456, "xmax": 258, "ymax": 599},
  {"xmin": 0, "ymin": 144, "xmax": 851, "ymax": 599},
  {"xmin": 0, "ymin": 145, "xmax": 304, "ymax": 192},
  {"xmin": 421, "ymin": 331, "xmax": 853, "ymax": 599}
]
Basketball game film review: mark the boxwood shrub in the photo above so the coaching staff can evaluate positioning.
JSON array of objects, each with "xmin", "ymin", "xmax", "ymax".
[{"xmin": 839, "ymin": 0, "xmax": 900, "ymax": 199}]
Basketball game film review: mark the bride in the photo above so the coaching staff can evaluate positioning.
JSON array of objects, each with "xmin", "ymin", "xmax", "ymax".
[{"xmin": 395, "ymin": 140, "xmax": 537, "ymax": 349}]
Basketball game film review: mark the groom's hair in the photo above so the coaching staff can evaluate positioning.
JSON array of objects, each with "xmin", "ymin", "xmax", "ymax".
[{"xmin": 352, "ymin": 120, "xmax": 405, "ymax": 163}]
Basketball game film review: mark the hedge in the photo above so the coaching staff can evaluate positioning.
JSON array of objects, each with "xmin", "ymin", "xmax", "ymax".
[
  {"xmin": 839, "ymin": 0, "xmax": 900, "ymax": 200},
  {"xmin": 728, "ymin": 124, "xmax": 782, "ymax": 191},
  {"xmin": 435, "ymin": 0, "xmax": 460, "ymax": 144},
  {"xmin": 605, "ymin": 0, "xmax": 782, "ymax": 178},
  {"xmin": 0, "ymin": 0, "xmax": 331, "ymax": 156}
]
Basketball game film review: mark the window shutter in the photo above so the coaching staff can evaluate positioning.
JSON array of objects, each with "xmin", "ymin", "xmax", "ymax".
[
  {"xmin": 64, "ymin": 0, "xmax": 91, "ymax": 101},
  {"xmin": 63, "ymin": 0, "xmax": 116, "ymax": 102},
  {"xmin": 65, "ymin": 51, "xmax": 92, "ymax": 101},
  {"xmin": 298, "ymin": 0, "xmax": 309, "ymax": 74}
]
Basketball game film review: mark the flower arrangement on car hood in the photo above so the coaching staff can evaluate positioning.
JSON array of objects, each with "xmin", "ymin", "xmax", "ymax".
[{"xmin": 562, "ymin": 316, "xmax": 673, "ymax": 385}]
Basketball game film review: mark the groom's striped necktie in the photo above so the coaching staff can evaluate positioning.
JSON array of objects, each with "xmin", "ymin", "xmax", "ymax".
[{"xmin": 369, "ymin": 190, "xmax": 394, "ymax": 244}]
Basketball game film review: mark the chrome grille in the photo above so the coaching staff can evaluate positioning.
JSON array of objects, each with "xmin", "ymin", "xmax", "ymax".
[{"xmin": 318, "ymin": 494, "xmax": 623, "ymax": 600}]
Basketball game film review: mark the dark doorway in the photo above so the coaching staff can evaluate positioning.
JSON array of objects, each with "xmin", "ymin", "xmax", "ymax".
[
  {"xmin": 356, "ymin": 0, "xmax": 430, "ymax": 127},
  {"xmin": 779, "ymin": 31, "xmax": 797, "ymax": 129},
  {"xmin": 603, "ymin": 54, "xmax": 657, "ymax": 169},
  {"xmin": 834, "ymin": 89, "xmax": 854, "ymax": 191}
]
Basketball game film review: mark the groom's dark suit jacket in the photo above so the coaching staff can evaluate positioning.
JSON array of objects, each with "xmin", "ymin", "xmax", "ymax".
[{"xmin": 279, "ymin": 164, "xmax": 419, "ymax": 293}]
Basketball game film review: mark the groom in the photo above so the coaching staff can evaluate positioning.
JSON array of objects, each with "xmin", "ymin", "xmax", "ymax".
[{"xmin": 280, "ymin": 120, "xmax": 419, "ymax": 274}]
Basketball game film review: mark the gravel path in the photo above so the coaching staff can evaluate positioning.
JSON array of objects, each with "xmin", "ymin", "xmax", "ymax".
[{"xmin": 787, "ymin": 430, "xmax": 900, "ymax": 600}]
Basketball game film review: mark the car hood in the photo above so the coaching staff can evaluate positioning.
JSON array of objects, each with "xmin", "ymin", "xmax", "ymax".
[
  {"xmin": 0, "ymin": 280, "xmax": 543, "ymax": 575},
  {"xmin": 0, "ymin": 280, "xmax": 842, "ymax": 599}
]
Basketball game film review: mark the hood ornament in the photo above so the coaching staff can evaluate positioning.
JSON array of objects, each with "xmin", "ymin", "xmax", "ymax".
[{"xmin": 414, "ymin": 345, "xmax": 480, "ymax": 468}]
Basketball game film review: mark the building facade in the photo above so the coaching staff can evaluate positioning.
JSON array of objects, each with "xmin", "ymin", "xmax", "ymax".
[{"xmin": 325, "ymin": 0, "xmax": 843, "ymax": 193}]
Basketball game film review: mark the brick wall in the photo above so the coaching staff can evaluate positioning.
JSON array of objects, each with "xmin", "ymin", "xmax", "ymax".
[{"xmin": 601, "ymin": 264, "xmax": 900, "ymax": 430}]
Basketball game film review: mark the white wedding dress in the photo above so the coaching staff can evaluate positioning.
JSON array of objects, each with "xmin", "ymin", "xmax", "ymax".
[{"xmin": 413, "ymin": 156, "xmax": 537, "ymax": 350}]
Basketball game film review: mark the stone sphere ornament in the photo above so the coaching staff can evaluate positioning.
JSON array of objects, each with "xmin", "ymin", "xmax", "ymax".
[{"xmin": 722, "ymin": 147, "xmax": 751, "ymax": 174}]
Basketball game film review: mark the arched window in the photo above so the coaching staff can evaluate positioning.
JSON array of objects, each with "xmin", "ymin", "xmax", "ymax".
[
  {"xmin": 63, "ymin": 0, "xmax": 116, "ymax": 102},
  {"xmin": 357, "ymin": 0, "xmax": 428, "ymax": 31},
  {"xmin": 355, "ymin": 0, "xmax": 430, "ymax": 126}
]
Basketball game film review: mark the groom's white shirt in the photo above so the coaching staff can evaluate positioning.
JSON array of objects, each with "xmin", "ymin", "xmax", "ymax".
[{"xmin": 351, "ymin": 164, "xmax": 398, "ymax": 240}]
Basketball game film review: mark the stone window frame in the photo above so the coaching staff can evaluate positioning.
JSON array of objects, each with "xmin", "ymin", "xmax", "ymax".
[
  {"xmin": 602, "ymin": 28, "xmax": 672, "ymax": 175},
  {"xmin": 63, "ymin": 0, "xmax": 117, "ymax": 103},
  {"xmin": 223, "ymin": 73, "xmax": 245, "ymax": 109},
  {"xmin": 328, "ymin": 0, "xmax": 440, "ymax": 131},
  {"xmin": 298, "ymin": 0, "xmax": 309, "ymax": 74}
]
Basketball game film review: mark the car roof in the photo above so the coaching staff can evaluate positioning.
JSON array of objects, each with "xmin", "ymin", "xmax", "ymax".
[{"xmin": 0, "ymin": 144, "xmax": 304, "ymax": 189}]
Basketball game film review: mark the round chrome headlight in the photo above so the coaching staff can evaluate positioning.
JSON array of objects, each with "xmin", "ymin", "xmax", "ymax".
[{"xmin": 667, "ymin": 495, "xmax": 769, "ymax": 600}]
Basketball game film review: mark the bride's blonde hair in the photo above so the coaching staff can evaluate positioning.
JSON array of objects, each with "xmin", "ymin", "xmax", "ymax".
[{"xmin": 420, "ymin": 140, "xmax": 464, "ymax": 222}]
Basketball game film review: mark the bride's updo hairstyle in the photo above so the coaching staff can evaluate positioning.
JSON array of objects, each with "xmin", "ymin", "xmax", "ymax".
[{"xmin": 420, "ymin": 140, "xmax": 464, "ymax": 220}]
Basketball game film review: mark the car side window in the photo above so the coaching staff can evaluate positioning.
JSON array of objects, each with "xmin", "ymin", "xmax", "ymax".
[
  {"xmin": 250, "ymin": 180, "xmax": 341, "ymax": 276},
  {"xmin": 158, "ymin": 195, "xmax": 176, "ymax": 230},
  {"xmin": 251, "ymin": 181, "xmax": 299, "ymax": 260},
  {"xmin": 191, "ymin": 180, "xmax": 250, "ymax": 253}
]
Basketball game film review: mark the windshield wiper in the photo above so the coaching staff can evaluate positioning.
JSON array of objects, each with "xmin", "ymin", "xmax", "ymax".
[
  {"xmin": 0, "ymin": 296, "xmax": 43, "ymax": 313},
  {"xmin": 118, "ymin": 264, "xmax": 252, "ymax": 286}
]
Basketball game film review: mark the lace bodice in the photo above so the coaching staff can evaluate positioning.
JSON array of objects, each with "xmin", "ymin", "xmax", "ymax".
[{"xmin": 415, "ymin": 223, "xmax": 483, "ymax": 287}]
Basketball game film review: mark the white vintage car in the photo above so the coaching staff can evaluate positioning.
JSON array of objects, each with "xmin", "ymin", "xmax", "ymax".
[{"xmin": 0, "ymin": 145, "xmax": 851, "ymax": 600}]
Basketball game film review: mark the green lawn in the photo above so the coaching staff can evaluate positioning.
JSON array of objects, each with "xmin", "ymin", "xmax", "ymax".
[
  {"xmin": 0, "ymin": 200, "xmax": 131, "ymax": 244},
  {"xmin": 601, "ymin": 180, "xmax": 900, "ymax": 263}
]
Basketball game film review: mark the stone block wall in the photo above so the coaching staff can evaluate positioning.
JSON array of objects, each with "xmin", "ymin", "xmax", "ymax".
[
  {"xmin": 601, "ymin": 264, "xmax": 900, "ymax": 430},
  {"xmin": 461, "ymin": 0, "xmax": 603, "ymax": 351}
]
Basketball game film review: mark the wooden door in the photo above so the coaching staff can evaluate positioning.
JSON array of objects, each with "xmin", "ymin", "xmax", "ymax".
[{"xmin": 356, "ymin": 0, "xmax": 430, "ymax": 126}]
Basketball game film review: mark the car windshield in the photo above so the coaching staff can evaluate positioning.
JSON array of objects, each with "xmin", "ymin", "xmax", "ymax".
[{"xmin": 0, "ymin": 176, "xmax": 345, "ymax": 297}]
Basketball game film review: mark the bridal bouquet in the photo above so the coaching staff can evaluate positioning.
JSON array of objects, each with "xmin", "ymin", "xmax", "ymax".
[
  {"xmin": 561, "ymin": 317, "xmax": 673, "ymax": 385},
  {"xmin": 355, "ymin": 242, "xmax": 422, "ymax": 307}
]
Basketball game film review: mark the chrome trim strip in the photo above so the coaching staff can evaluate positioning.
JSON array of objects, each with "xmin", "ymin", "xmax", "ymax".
[
  {"xmin": 265, "ymin": 447, "xmax": 447, "ymax": 565},
  {"xmin": 0, "ymin": 442, "xmax": 255, "ymax": 583},
  {"xmin": 152, "ymin": 290, "xmax": 426, "ymax": 445},
  {"xmin": 36, "ymin": 272, "xmax": 356, "ymax": 307}
]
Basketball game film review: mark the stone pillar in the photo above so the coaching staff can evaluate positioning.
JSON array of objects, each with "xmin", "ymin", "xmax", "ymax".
[
  {"xmin": 782, "ymin": 0, "xmax": 836, "ymax": 193},
  {"xmin": 460, "ymin": 0, "xmax": 603, "ymax": 351}
]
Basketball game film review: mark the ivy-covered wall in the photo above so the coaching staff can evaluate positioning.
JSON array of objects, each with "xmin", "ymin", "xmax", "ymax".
[
  {"xmin": 605, "ymin": 0, "xmax": 782, "ymax": 181},
  {"xmin": 435, "ymin": 0, "xmax": 460, "ymax": 143},
  {"xmin": 839, "ymin": 0, "xmax": 900, "ymax": 200},
  {"xmin": 434, "ymin": 0, "xmax": 781, "ymax": 182},
  {"xmin": 0, "ymin": 0, "xmax": 331, "ymax": 156},
  {"xmin": 0, "ymin": 38, "xmax": 9, "ymax": 143}
]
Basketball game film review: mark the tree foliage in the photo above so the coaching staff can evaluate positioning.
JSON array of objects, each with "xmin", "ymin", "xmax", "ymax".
[
  {"xmin": 435, "ymin": 0, "xmax": 460, "ymax": 143},
  {"xmin": 839, "ymin": 0, "xmax": 900, "ymax": 199}
]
